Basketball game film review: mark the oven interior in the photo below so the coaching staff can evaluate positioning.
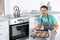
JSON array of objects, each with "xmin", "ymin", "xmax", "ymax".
[{"xmin": 9, "ymin": 22, "xmax": 29, "ymax": 40}]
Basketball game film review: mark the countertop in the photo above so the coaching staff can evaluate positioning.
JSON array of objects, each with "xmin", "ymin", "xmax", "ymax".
[{"xmin": 0, "ymin": 16, "xmax": 9, "ymax": 22}]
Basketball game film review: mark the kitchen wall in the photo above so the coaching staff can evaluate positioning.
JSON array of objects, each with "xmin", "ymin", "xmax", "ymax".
[
  {"xmin": 0, "ymin": 0, "xmax": 4, "ymax": 15},
  {"xmin": 4, "ymin": 0, "xmax": 60, "ymax": 15}
]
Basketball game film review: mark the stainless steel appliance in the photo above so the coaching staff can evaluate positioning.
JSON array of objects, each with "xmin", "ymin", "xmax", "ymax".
[
  {"xmin": 13, "ymin": 6, "xmax": 20, "ymax": 18},
  {"xmin": 9, "ymin": 17, "xmax": 29, "ymax": 40}
]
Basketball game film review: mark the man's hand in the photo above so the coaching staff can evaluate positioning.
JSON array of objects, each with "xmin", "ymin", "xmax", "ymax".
[
  {"xmin": 50, "ymin": 30, "xmax": 55, "ymax": 35},
  {"xmin": 32, "ymin": 29, "xmax": 35, "ymax": 32},
  {"xmin": 32, "ymin": 27, "xmax": 40, "ymax": 32},
  {"xmin": 50, "ymin": 22, "xmax": 58, "ymax": 35},
  {"xmin": 32, "ymin": 24, "xmax": 42, "ymax": 32}
]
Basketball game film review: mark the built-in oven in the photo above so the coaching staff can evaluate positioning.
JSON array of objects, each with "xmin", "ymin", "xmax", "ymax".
[{"xmin": 9, "ymin": 18, "xmax": 29, "ymax": 40}]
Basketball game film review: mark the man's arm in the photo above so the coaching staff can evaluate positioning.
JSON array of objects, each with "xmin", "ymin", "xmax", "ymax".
[
  {"xmin": 50, "ymin": 15, "xmax": 58, "ymax": 34},
  {"xmin": 32, "ymin": 24, "xmax": 42, "ymax": 32},
  {"xmin": 50, "ymin": 22, "xmax": 58, "ymax": 34}
]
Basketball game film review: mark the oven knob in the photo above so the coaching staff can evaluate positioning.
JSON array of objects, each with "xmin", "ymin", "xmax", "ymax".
[{"xmin": 23, "ymin": 20, "xmax": 24, "ymax": 22}]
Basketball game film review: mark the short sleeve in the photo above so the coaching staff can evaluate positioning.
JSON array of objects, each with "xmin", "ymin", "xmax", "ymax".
[
  {"xmin": 52, "ymin": 16, "xmax": 57, "ymax": 24},
  {"xmin": 37, "ymin": 16, "xmax": 42, "ymax": 24}
]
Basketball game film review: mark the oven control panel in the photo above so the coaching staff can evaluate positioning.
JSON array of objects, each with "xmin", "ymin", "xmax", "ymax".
[{"xmin": 9, "ymin": 17, "xmax": 29, "ymax": 25}]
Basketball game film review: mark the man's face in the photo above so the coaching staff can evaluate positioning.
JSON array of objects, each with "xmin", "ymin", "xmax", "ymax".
[{"xmin": 40, "ymin": 8, "xmax": 48, "ymax": 16}]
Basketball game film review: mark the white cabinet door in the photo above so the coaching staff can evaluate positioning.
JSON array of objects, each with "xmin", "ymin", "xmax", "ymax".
[
  {"xmin": 0, "ymin": 34, "xmax": 5, "ymax": 40},
  {"xmin": 0, "ymin": 21, "xmax": 9, "ymax": 40},
  {"xmin": 0, "ymin": 21, "xmax": 9, "ymax": 28},
  {"xmin": 0, "ymin": 35, "xmax": 4, "ymax": 40},
  {"xmin": 0, "ymin": 34, "xmax": 9, "ymax": 40},
  {"xmin": 0, "ymin": 21, "xmax": 9, "ymax": 34},
  {"xmin": 0, "ymin": 28, "xmax": 9, "ymax": 34}
]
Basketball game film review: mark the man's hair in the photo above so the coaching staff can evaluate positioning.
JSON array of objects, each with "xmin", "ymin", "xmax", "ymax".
[{"xmin": 40, "ymin": 5, "xmax": 48, "ymax": 10}]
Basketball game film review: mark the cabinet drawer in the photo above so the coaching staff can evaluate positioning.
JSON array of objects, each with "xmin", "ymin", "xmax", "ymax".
[
  {"xmin": 0, "ymin": 23, "xmax": 9, "ymax": 29},
  {"xmin": 0, "ymin": 21, "xmax": 9, "ymax": 28},
  {"xmin": 0, "ymin": 28, "xmax": 9, "ymax": 34},
  {"xmin": 0, "ymin": 34, "xmax": 5, "ymax": 40},
  {"xmin": 0, "ymin": 26, "xmax": 9, "ymax": 29},
  {"xmin": 0, "ymin": 34, "xmax": 9, "ymax": 40}
]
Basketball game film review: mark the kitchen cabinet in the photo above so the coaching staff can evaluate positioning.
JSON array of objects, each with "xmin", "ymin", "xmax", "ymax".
[
  {"xmin": 0, "ymin": 34, "xmax": 5, "ymax": 40},
  {"xmin": 0, "ymin": 19, "xmax": 9, "ymax": 40}
]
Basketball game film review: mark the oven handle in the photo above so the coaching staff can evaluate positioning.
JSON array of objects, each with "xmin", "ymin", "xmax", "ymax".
[{"xmin": 14, "ymin": 23, "xmax": 29, "ymax": 27}]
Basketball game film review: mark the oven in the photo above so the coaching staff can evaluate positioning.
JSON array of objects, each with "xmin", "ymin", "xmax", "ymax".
[{"xmin": 9, "ymin": 18, "xmax": 29, "ymax": 40}]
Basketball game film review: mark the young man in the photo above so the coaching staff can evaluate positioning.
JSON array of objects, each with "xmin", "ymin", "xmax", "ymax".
[{"xmin": 32, "ymin": 5, "xmax": 58, "ymax": 40}]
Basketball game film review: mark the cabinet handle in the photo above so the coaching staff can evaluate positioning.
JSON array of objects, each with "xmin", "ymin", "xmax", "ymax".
[
  {"xmin": 0, "ymin": 34, "xmax": 2, "ymax": 35},
  {"xmin": 0, "ymin": 25, "xmax": 2, "ymax": 26}
]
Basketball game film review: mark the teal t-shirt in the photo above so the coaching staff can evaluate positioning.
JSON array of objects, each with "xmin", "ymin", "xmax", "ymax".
[{"xmin": 37, "ymin": 14, "xmax": 57, "ymax": 25}]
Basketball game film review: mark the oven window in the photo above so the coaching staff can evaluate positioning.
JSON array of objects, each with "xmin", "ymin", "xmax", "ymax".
[{"xmin": 10, "ymin": 22, "xmax": 29, "ymax": 39}]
